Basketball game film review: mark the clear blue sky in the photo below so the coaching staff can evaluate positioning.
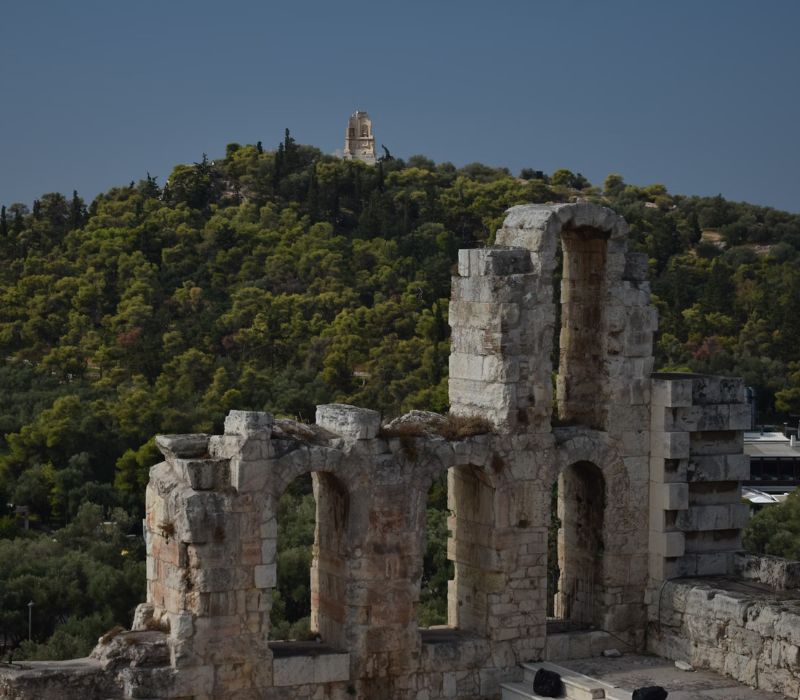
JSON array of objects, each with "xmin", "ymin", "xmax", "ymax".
[{"xmin": 1, "ymin": 0, "xmax": 798, "ymax": 212}]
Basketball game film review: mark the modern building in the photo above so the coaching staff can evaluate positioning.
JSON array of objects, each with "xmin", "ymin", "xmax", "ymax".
[
  {"xmin": 343, "ymin": 110, "xmax": 376, "ymax": 164},
  {"xmin": 743, "ymin": 430, "xmax": 800, "ymax": 498}
]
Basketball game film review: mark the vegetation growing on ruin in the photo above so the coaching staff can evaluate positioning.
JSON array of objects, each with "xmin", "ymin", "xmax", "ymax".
[{"xmin": 2, "ymin": 132, "xmax": 800, "ymax": 655}]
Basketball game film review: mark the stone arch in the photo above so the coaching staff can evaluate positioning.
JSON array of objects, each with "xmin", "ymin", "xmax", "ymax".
[
  {"xmin": 269, "ymin": 448, "xmax": 353, "ymax": 650},
  {"xmin": 553, "ymin": 429, "xmax": 630, "ymax": 498},
  {"xmin": 547, "ymin": 430, "xmax": 632, "ymax": 631},
  {"xmin": 485, "ymin": 202, "xmax": 641, "ymax": 433},
  {"xmin": 553, "ymin": 460, "xmax": 605, "ymax": 626},
  {"xmin": 410, "ymin": 439, "xmax": 516, "ymax": 637},
  {"xmin": 445, "ymin": 462, "xmax": 499, "ymax": 634}
]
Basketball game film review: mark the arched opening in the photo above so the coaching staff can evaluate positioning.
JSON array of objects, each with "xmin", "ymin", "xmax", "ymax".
[
  {"xmin": 360, "ymin": 123, "xmax": 369, "ymax": 137},
  {"xmin": 418, "ymin": 473, "xmax": 453, "ymax": 628},
  {"xmin": 310, "ymin": 471, "xmax": 349, "ymax": 648},
  {"xmin": 446, "ymin": 464, "xmax": 497, "ymax": 636},
  {"xmin": 270, "ymin": 471, "xmax": 349, "ymax": 649},
  {"xmin": 348, "ymin": 127, "xmax": 355, "ymax": 139},
  {"xmin": 556, "ymin": 227, "xmax": 609, "ymax": 429},
  {"xmin": 548, "ymin": 461, "xmax": 605, "ymax": 631}
]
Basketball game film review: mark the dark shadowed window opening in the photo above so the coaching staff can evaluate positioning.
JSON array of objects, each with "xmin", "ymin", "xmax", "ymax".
[{"xmin": 548, "ymin": 461, "xmax": 605, "ymax": 632}]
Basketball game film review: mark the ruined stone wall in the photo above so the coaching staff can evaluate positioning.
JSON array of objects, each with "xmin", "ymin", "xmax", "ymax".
[
  {"xmin": 0, "ymin": 203, "xmax": 764, "ymax": 700},
  {"xmin": 648, "ymin": 373, "xmax": 751, "ymax": 582},
  {"xmin": 649, "ymin": 577, "xmax": 800, "ymax": 698}
]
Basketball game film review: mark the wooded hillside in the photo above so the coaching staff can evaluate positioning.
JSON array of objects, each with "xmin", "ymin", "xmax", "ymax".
[{"xmin": 2, "ymin": 132, "xmax": 799, "ymax": 656}]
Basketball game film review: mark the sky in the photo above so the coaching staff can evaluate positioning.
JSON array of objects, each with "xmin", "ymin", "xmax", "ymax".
[{"xmin": 1, "ymin": 0, "xmax": 798, "ymax": 212}]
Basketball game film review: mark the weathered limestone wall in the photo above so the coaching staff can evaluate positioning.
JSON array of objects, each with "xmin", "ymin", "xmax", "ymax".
[
  {"xmin": 133, "ymin": 405, "xmax": 593, "ymax": 699},
  {"xmin": 649, "ymin": 577, "xmax": 800, "ymax": 698},
  {"xmin": 556, "ymin": 461, "xmax": 605, "ymax": 625},
  {"xmin": 735, "ymin": 552, "xmax": 800, "ymax": 590},
  {"xmin": 648, "ymin": 374, "xmax": 751, "ymax": 582}
]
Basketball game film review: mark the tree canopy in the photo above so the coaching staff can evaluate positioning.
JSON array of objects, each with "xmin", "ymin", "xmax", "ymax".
[{"xmin": 2, "ymin": 132, "xmax": 800, "ymax": 654}]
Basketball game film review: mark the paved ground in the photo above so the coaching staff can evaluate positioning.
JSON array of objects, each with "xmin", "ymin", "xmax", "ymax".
[{"xmin": 567, "ymin": 654, "xmax": 791, "ymax": 699}]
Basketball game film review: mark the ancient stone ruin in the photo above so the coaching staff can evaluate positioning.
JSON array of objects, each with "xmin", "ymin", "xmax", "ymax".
[{"xmin": 2, "ymin": 202, "xmax": 799, "ymax": 699}]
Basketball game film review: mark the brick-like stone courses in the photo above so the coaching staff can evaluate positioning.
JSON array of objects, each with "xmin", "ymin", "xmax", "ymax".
[
  {"xmin": 649, "ymin": 374, "xmax": 751, "ymax": 580},
  {"xmin": 138, "ymin": 408, "xmax": 599, "ymax": 699},
  {"xmin": 449, "ymin": 203, "xmax": 656, "ymax": 437},
  {"xmin": 650, "ymin": 578, "xmax": 800, "ymax": 698}
]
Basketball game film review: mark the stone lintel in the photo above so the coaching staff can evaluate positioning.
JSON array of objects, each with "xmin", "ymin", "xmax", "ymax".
[
  {"xmin": 224, "ymin": 410, "xmax": 274, "ymax": 438},
  {"xmin": 155, "ymin": 433, "xmax": 210, "ymax": 459},
  {"xmin": 315, "ymin": 403, "xmax": 380, "ymax": 440}
]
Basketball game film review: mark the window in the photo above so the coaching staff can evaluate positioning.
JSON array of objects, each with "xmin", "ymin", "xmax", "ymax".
[
  {"xmin": 270, "ymin": 471, "xmax": 349, "ymax": 649},
  {"xmin": 549, "ymin": 461, "xmax": 605, "ymax": 630}
]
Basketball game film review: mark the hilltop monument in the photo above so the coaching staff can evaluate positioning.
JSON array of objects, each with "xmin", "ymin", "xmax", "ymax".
[{"xmin": 343, "ymin": 110, "xmax": 376, "ymax": 164}]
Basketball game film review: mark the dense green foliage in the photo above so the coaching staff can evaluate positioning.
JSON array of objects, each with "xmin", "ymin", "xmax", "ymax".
[
  {"xmin": 2, "ymin": 133, "xmax": 800, "ymax": 653},
  {"xmin": 743, "ymin": 490, "xmax": 800, "ymax": 560},
  {"xmin": 0, "ymin": 503, "xmax": 144, "ymax": 659}
]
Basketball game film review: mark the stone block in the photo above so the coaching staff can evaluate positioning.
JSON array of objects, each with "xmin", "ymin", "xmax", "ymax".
[
  {"xmin": 660, "ymin": 402, "xmax": 748, "ymax": 433},
  {"xmin": 132, "ymin": 602, "xmax": 155, "ymax": 631},
  {"xmin": 694, "ymin": 552, "xmax": 733, "ymax": 576},
  {"xmin": 224, "ymin": 410, "xmax": 273, "ymax": 438},
  {"xmin": 650, "ymin": 431, "xmax": 690, "ymax": 459},
  {"xmin": 687, "ymin": 454, "xmax": 749, "ymax": 482},
  {"xmin": 650, "ymin": 482, "xmax": 688, "ymax": 511},
  {"xmin": 449, "ymin": 300, "xmax": 521, "ymax": 331},
  {"xmin": 690, "ymin": 376, "xmax": 746, "ymax": 405},
  {"xmin": 649, "ymin": 456, "xmax": 688, "ymax": 483},
  {"xmin": 230, "ymin": 457, "xmax": 269, "ymax": 493},
  {"xmin": 254, "ymin": 564, "xmax": 276, "ymax": 589},
  {"xmin": 449, "ymin": 352, "xmax": 484, "ymax": 381},
  {"xmin": 175, "ymin": 458, "xmax": 229, "ymax": 491},
  {"xmin": 728, "ymin": 403, "xmax": 752, "ymax": 430},
  {"xmin": 272, "ymin": 652, "xmax": 350, "ymax": 686},
  {"xmin": 315, "ymin": 403, "xmax": 380, "ymax": 439},
  {"xmin": 465, "ymin": 247, "xmax": 533, "ymax": 276},
  {"xmin": 457, "ymin": 248, "xmax": 471, "ymax": 276},
  {"xmin": 155, "ymin": 433, "xmax": 209, "ymax": 459},
  {"xmin": 496, "ymin": 204, "xmax": 559, "ymax": 252},
  {"xmin": 169, "ymin": 611, "xmax": 194, "ymax": 641},
  {"xmin": 676, "ymin": 503, "xmax": 749, "ymax": 532},
  {"xmin": 452, "ymin": 274, "xmax": 534, "ymax": 305},
  {"xmin": 651, "ymin": 378, "xmax": 693, "ymax": 408},
  {"xmin": 622, "ymin": 429, "xmax": 650, "ymax": 456},
  {"xmin": 649, "ymin": 531, "xmax": 685, "ymax": 558}
]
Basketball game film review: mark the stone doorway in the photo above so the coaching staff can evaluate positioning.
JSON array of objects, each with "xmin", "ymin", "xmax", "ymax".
[{"xmin": 548, "ymin": 460, "xmax": 606, "ymax": 632}]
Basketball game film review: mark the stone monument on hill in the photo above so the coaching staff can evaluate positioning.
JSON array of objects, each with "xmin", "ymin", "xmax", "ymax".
[{"xmin": 343, "ymin": 110, "xmax": 376, "ymax": 164}]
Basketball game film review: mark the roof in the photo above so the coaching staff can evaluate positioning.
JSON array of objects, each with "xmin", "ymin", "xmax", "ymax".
[
  {"xmin": 744, "ymin": 442, "xmax": 800, "ymax": 459},
  {"xmin": 743, "ymin": 431, "xmax": 800, "ymax": 458},
  {"xmin": 742, "ymin": 487, "xmax": 788, "ymax": 504}
]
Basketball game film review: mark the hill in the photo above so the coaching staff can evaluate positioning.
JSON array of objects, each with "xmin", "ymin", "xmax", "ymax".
[{"xmin": 1, "ymin": 133, "xmax": 800, "ymax": 656}]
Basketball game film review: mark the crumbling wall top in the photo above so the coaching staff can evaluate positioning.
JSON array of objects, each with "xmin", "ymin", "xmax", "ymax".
[{"xmin": 496, "ymin": 202, "xmax": 628, "ymax": 252}]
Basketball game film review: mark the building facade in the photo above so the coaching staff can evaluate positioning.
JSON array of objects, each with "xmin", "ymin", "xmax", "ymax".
[{"xmin": 343, "ymin": 110, "xmax": 376, "ymax": 164}]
